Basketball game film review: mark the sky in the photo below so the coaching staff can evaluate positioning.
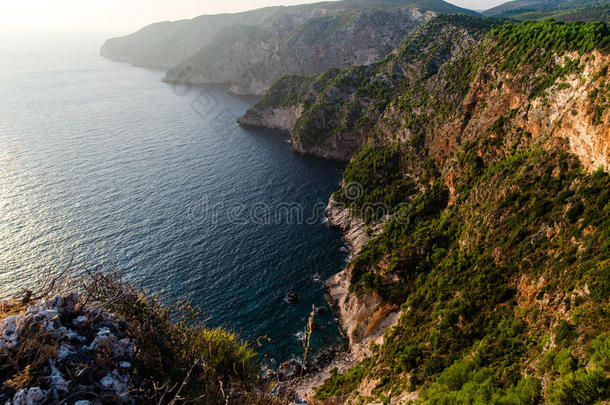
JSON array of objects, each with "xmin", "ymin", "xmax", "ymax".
[{"xmin": 0, "ymin": 0, "xmax": 507, "ymax": 39}]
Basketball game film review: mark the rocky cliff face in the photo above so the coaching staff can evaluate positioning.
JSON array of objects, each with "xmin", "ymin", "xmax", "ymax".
[
  {"xmin": 161, "ymin": 8, "xmax": 333, "ymax": 86},
  {"xmin": 241, "ymin": 17, "xmax": 610, "ymax": 172},
  {"xmin": 227, "ymin": 8, "xmax": 436, "ymax": 95},
  {"xmin": 245, "ymin": 16, "xmax": 610, "ymax": 403},
  {"xmin": 237, "ymin": 104, "xmax": 304, "ymax": 132},
  {"xmin": 164, "ymin": 8, "xmax": 435, "ymax": 95},
  {"xmin": 100, "ymin": 7, "xmax": 290, "ymax": 68},
  {"xmin": 102, "ymin": 0, "xmax": 475, "ymax": 93}
]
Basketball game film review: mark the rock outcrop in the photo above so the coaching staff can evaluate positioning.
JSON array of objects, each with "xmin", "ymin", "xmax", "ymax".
[
  {"xmin": 324, "ymin": 196, "xmax": 370, "ymax": 255},
  {"xmin": 0, "ymin": 294, "xmax": 135, "ymax": 404},
  {"xmin": 237, "ymin": 104, "xmax": 304, "ymax": 132},
  {"xmin": 256, "ymin": 16, "xmax": 610, "ymax": 403},
  {"xmin": 222, "ymin": 8, "xmax": 436, "ymax": 95},
  {"xmin": 324, "ymin": 196, "xmax": 399, "ymax": 363}
]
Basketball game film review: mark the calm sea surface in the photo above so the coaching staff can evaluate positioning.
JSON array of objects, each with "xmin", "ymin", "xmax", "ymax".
[{"xmin": 0, "ymin": 38, "xmax": 347, "ymax": 361}]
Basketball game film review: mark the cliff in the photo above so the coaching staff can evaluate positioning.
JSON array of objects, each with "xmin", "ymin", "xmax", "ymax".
[
  {"xmin": 102, "ymin": 0, "xmax": 475, "ymax": 94},
  {"xmin": 100, "ymin": 7, "xmax": 289, "ymax": 68},
  {"xmin": 161, "ymin": 5, "xmax": 443, "ymax": 95},
  {"xmin": 245, "ymin": 16, "xmax": 610, "ymax": 404},
  {"xmin": 241, "ymin": 17, "xmax": 610, "ymax": 169}
]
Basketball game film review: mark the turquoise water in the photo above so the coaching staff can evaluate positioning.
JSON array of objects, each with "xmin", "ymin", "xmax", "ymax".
[{"xmin": 0, "ymin": 39, "xmax": 347, "ymax": 361}]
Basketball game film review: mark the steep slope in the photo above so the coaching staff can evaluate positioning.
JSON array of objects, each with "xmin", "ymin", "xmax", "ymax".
[
  {"xmin": 165, "ymin": 7, "xmax": 435, "ymax": 95},
  {"xmin": 240, "ymin": 16, "xmax": 610, "ymax": 404},
  {"xmin": 240, "ymin": 17, "xmax": 610, "ymax": 167},
  {"xmin": 100, "ymin": 7, "xmax": 289, "ymax": 68},
  {"xmin": 102, "ymin": 0, "xmax": 476, "ymax": 93}
]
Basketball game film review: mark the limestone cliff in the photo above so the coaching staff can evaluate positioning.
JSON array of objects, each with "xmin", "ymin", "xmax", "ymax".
[
  {"xmin": 163, "ymin": 8, "xmax": 435, "ymax": 95},
  {"xmin": 247, "ymin": 16, "xmax": 610, "ymax": 403},
  {"xmin": 237, "ymin": 104, "xmax": 304, "ymax": 132}
]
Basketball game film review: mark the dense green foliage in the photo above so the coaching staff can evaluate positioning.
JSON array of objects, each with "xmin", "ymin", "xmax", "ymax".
[
  {"xmin": 246, "ymin": 17, "xmax": 609, "ymax": 155},
  {"xmin": 511, "ymin": 5, "xmax": 610, "ymax": 23},
  {"xmin": 321, "ymin": 141, "xmax": 610, "ymax": 404},
  {"xmin": 252, "ymin": 74, "xmax": 316, "ymax": 110},
  {"xmin": 315, "ymin": 358, "xmax": 376, "ymax": 400},
  {"xmin": 489, "ymin": 19, "xmax": 610, "ymax": 73},
  {"xmin": 485, "ymin": 0, "xmax": 610, "ymax": 22},
  {"xmin": 334, "ymin": 145, "xmax": 417, "ymax": 223}
]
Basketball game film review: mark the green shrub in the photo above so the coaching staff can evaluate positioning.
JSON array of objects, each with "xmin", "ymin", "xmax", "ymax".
[
  {"xmin": 591, "ymin": 333, "xmax": 610, "ymax": 370},
  {"xmin": 314, "ymin": 358, "xmax": 375, "ymax": 400},
  {"xmin": 399, "ymin": 345, "xmax": 424, "ymax": 373},
  {"xmin": 82, "ymin": 271, "xmax": 259, "ymax": 403},
  {"xmin": 548, "ymin": 368, "xmax": 608, "ymax": 405},
  {"xmin": 566, "ymin": 201, "xmax": 585, "ymax": 223}
]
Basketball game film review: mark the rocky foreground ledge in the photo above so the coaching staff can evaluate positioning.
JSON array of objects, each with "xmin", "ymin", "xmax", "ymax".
[
  {"xmin": 0, "ymin": 271, "xmax": 278, "ymax": 405},
  {"xmin": 0, "ymin": 293, "xmax": 133, "ymax": 404}
]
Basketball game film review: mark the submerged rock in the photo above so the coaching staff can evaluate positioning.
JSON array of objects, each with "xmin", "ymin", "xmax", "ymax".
[{"xmin": 286, "ymin": 292, "xmax": 300, "ymax": 305}]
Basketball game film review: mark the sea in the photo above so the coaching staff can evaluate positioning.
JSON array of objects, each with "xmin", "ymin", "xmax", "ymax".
[{"xmin": 0, "ymin": 36, "xmax": 348, "ymax": 361}]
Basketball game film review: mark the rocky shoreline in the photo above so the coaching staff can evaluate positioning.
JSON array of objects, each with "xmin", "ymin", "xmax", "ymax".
[
  {"xmin": 324, "ymin": 197, "xmax": 401, "ymax": 360},
  {"xmin": 291, "ymin": 194, "xmax": 402, "ymax": 403}
]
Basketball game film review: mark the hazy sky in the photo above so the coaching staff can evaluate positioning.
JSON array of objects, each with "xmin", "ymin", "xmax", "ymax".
[{"xmin": 0, "ymin": 0, "xmax": 506, "ymax": 38}]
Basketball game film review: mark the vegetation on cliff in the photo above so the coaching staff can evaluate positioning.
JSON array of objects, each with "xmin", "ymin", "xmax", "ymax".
[
  {"xmin": 104, "ymin": 0, "xmax": 476, "ymax": 95},
  {"xmin": 483, "ymin": 0, "xmax": 610, "ymax": 22},
  {"xmin": 328, "ymin": 143, "xmax": 610, "ymax": 404},
  {"xmin": 244, "ymin": 15, "xmax": 610, "ymax": 404},
  {"xmin": 243, "ymin": 16, "xmax": 609, "ymax": 159}
]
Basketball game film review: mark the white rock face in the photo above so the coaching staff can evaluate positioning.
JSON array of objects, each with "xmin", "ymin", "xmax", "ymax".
[
  {"xmin": 0, "ymin": 315, "xmax": 23, "ymax": 350},
  {"xmin": 238, "ymin": 105, "xmax": 305, "ymax": 133},
  {"xmin": 324, "ymin": 196, "xmax": 400, "ymax": 361},
  {"xmin": 325, "ymin": 195, "xmax": 371, "ymax": 255},
  {"xmin": 0, "ymin": 294, "xmax": 136, "ymax": 403},
  {"xmin": 11, "ymin": 387, "xmax": 47, "ymax": 405}
]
